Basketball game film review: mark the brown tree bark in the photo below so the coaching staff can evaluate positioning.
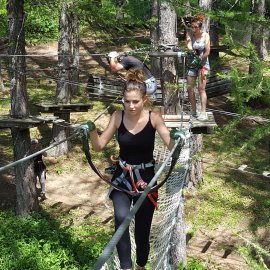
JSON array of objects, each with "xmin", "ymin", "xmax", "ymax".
[
  {"xmin": 51, "ymin": 2, "xmax": 73, "ymax": 157},
  {"xmin": 115, "ymin": 0, "xmax": 125, "ymax": 20},
  {"xmin": 158, "ymin": 1, "xmax": 179, "ymax": 115},
  {"xmin": 249, "ymin": 0, "xmax": 267, "ymax": 74},
  {"xmin": 57, "ymin": 2, "xmax": 71, "ymax": 105},
  {"xmin": 70, "ymin": 12, "xmax": 80, "ymax": 97},
  {"xmin": 0, "ymin": 61, "xmax": 4, "ymax": 92},
  {"xmin": 199, "ymin": 0, "xmax": 212, "ymax": 31},
  {"xmin": 209, "ymin": 1, "xmax": 220, "ymax": 69},
  {"xmin": 156, "ymin": 2, "xmax": 187, "ymax": 267},
  {"xmin": 7, "ymin": 0, "xmax": 38, "ymax": 215},
  {"xmin": 150, "ymin": 0, "xmax": 160, "ymax": 78}
]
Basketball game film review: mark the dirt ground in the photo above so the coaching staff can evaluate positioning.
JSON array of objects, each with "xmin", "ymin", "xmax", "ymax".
[{"xmin": 0, "ymin": 41, "xmax": 260, "ymax": 270}]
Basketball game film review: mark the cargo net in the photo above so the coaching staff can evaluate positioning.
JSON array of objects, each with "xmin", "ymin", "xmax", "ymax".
[{"xmin": 101, "ymin": 129, "xmax": 192, "ymax": 269}]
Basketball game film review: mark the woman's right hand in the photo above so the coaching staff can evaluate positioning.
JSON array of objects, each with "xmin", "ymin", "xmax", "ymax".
[{"xmin": 79, "ymin": 121, "xmax": 96, "ymax": 135}]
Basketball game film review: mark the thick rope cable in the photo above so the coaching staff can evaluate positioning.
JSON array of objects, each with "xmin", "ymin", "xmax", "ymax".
[
  {"xmin": 0, "ymin": 45, "xmax": 153, "ymax": 58},
  {"xmin": 203, "ymin": 160, "xmax": 270, "ymax": 178},
  {"xmin": 92, "ymin": 136, "xmax": 184, "ymax": 270},
  {"xmin": 0, "ymin": 131, "xmax": 78, "ymax": 173}
]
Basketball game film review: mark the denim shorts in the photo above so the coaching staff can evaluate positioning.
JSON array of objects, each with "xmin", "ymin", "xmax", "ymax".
[
  {"xmin": 187, "ymin": 64, "xmax": 210, "ymax": 77},
  {"xmin": 145, "ymin": 77, "xmax": 157, "ymax": 94}
]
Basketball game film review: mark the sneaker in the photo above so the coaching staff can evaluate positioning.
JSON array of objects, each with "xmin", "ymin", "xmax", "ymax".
[
  {"xmin": 191, "ymin": 111, "xmax": 197, "ymax": 118},
  {"xmin": 40, "ymin": 192, "xmax": 47, "ymax": 201},
  {"xmin": 197, "ymin": 112, "xmax": 208, "ymax": 121}
]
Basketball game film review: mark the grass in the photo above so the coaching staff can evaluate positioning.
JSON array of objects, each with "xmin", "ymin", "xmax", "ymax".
[{"xmin": 184, "ymin": 116, "xmax": 270, "ymax": 269}]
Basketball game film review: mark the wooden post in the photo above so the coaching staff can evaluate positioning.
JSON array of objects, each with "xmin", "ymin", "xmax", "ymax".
[{"xmin": 7, "ymin": 0, "xmax": 39, "ymax": 215}]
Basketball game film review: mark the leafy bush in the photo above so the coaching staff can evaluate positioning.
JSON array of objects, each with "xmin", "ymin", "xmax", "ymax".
[
  {"xmin": 24, "ymin": 4, "xmax": 59, "ymax": 44},
  {"xmin": 0, "ymin": 210, "xmax": 112, "ymax": 269}
]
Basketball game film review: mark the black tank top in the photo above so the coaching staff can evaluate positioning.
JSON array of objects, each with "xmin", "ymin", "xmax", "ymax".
[{"xmin": 118, "ymin": 111, "xmax": 156, "ymax": 164}]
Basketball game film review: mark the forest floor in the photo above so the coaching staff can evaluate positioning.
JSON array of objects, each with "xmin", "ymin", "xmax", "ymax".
[{"xmin": 0, "ymin": 39, "xmax": 269, "ymax": 270}]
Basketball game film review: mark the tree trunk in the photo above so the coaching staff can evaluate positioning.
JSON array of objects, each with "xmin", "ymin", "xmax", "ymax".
[
  {"xmin": 0, "ymin": 61, "xmax": 4, "ymax": 92},
  {"xmin": 52, "ymin": 2, "xmax": 72, "ymax": 156},
  {"xmin": 183, "ymin": 0, "xmax": 191, "ymax": 16},
  {"xmin": 7, "ymin": 0, "xmax": 39, "ymax": 215},
  {"xmin": 187, "ymin": 134, "xmax": 203, "ymax": 188},
  {"xmin": 47, "ymin": 119, "xmax": 71, "ymax": 157},
  {"xmin": 158, "ymin": 1, "xmax": 179, "ymax": 115},
  {"xmin": 249, "ymin": 0, "xmax": 267, "ymax": 74},
  {"xmin": 150, "ymin": 0, "xmax": 160, "ymax": 78},
  {"xmin": 156, "ymin": 2, "xmax": 186, "ymax": 267},
  {"xmin": 199, "ymin": 0, "xmax": 212, "ymax": 32},
  {"xmin": 169, "ymin": 194, "xmax": 187, "ymax": 267},
  {"xmin": 209, "ymin": 1, "xmax": 220, "ymax": 69},
  {"xmin": 115, "ymin": 0, "xmax": 125, "ymax": 20},
  {"xmin": 57, "ymin": 2, "xmax": 71, "ymax": 104},
  {"xmin": 70, "ymin": 12, "xmax": 80, "ymax": 97}
]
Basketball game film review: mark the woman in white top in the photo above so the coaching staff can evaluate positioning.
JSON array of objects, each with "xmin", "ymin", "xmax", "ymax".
[{"xmin": 186, "ymin": 15, "xmax": 211, "ymax": 121}]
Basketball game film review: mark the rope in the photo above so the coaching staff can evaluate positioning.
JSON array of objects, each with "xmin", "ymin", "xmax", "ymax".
[
  {"xmin": 203, "ymin": 160, "xmax": 270, "ymax": 179},
  {"xmin": 92, "ymin": 136, "xmax": 184, "ymax": 270},
  {"xmin": 0, "ymin": 46, "xmax": 153, "ymax": 58},
  {"xmin": 0, "ymin": 129, "xmax": 81, "ymax": 173}
]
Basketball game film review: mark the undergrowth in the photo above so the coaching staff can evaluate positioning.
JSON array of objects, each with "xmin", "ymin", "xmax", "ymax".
[{"xmin": 0, "ymin": 209, "xmax": 112, "ymax": 270}]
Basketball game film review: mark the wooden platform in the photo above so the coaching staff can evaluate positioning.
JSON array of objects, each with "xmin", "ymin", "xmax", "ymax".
[
  {"xmin": 0, "ymin": 115, "xmax": 57, "ymax": 129},
  {"xmin": 34, "ymin": 103, "xmax": 92, "ymax": 113},
  {"xmin": 163, "ymin": 112, "xmax": 217, "ymax": 134}
]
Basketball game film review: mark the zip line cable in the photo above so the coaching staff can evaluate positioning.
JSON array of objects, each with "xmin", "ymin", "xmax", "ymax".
[
  {"xmin": 0, "ymin": 131, "xmax": 78, "ymax": 173},
  {"xmin": 203, "ymin": 160, "xmax": 270, "ymax": 178},
  {"xmin": 0, "ymin": 45, "xmax": 153, "ymax": 58},
  {"xmin": 0, "ymin": 93, "xmax": 123, "ymax": 173}
]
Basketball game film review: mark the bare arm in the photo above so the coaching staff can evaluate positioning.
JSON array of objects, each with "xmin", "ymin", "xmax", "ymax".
[
  {"xmin": 89, "ymin": 111, "xmax": 119, "ymax": 151},
  {"xmin": 109, "ymin": 57, "xmax": 124, "ymax": 73},
  {"xmin": 202, "ymin": 33, "xmax": 211, "ymax": 60},
  {"xmin": 186, "ymin": 32, "xmax": 193, "ymax": 51},
  {"xmin": 152, "ymin": 112, "xmax": 174, "ymax": 151}
]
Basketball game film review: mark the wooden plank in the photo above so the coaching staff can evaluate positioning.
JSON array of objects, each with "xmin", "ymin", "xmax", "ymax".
[
  {"xmin": 163, "ymin": 112, "xmax": 217, "ymax": 134},
  {"xmin": 0, "ymin": 115, "xmax": 57, "ymax": 129}
]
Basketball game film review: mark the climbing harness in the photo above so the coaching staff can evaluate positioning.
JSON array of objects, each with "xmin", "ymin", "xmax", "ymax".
[
  {"xmin": 185, "ymin": 51, "xmax": 201, "ymax": 69},
  {"xmin": 109, "ymin": 156, "xmax": 158, "ymax": 209},
  {"xmin": 201, "ymin": 66, "xmax": 209, "ymax": 77},
  {"xmin": 78, "ymin": 127, "xmax": 185, "ymax": 206}
]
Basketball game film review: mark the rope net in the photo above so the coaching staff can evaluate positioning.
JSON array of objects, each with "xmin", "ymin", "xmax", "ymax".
[{"xmin": 101, "ymin": 129, "xmax": 192, "ymax": 270}]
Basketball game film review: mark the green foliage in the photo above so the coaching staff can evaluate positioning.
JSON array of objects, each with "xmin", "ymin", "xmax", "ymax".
[
  {"xmin": 24, "ymin": 3, "xmax": 59, "ymax": 44},
  {"xmin": 0, "ymin": 0, "xmax": 7, "ymax": 37},
  {"xmin": 178, "ymin": 257, "xmax": 205, "ymax": 270},
  {"xmin": 0, "ymin": 210, "xmax": 112, "ymax": 269},
  {"xmin": 239, "ymin": 244, "xmax": 270, "ymax": 270}
]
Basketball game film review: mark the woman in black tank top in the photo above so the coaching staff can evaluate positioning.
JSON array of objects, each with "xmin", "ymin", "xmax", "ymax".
[{"xmin": 88, "ymin": 69, "xmax": 175, "ymax": 270}]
